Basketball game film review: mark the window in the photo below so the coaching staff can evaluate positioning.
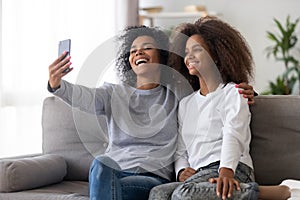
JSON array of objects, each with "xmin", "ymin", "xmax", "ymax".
[{"xmin": 0, "ymin": 0, "xmax": 116, "ymax": 157}]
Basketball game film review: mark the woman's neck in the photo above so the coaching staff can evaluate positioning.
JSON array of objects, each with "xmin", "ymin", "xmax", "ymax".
[{"xmin": 136, "ymin": 76, "xmax": 160, "ymax": 90}]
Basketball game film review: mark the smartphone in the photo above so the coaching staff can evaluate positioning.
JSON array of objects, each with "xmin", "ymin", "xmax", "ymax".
[{"xmin": 58, "ymin": 39, "xmax": 71, "ymax": 73}]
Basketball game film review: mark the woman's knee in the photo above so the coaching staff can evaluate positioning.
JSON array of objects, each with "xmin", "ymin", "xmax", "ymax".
[{"xmin": 90, "ymin": 155, "xmax": 120, "ymax": 173}]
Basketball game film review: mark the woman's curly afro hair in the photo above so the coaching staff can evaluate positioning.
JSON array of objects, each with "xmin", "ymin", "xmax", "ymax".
[{"xmin": 115, "ymin": 25, "xmax": 170, "ymax": 86}]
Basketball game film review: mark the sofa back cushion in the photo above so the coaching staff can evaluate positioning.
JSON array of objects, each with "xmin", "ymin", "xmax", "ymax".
[
  {"xmin": 42, "ymin": 96, "xmax": 108, "ymax": 181},
  {"xmin": 250, "ymin": 95, "xmax": 300, "ymax": 185}
]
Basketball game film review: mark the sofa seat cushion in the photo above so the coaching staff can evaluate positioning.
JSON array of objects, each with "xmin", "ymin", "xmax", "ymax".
[
  {"xmin": 0, "ymin": 181, "xmax": 89, "ymax": 200},
  {"xmin": 0, "ymin": 154, "xmax": 67, "ymax": 192}
]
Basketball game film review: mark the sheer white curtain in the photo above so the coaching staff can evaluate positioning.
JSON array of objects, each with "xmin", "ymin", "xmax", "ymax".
[{"xmin": 0, "ymin": 0, "xmax": 116, "ymax": 157}]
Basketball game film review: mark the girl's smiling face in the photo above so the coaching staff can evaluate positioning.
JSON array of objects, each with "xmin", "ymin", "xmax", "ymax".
[
  {"xmin": 129, "ymin": 36, "xmax": 160, "ymax": 76},
  {"xmin": 184, "ymin": 34, "xmax": 215, "ymax": 78}
]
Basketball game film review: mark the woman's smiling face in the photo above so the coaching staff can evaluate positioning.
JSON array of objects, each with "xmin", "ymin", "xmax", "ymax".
[{"xmin": 129, "ymin": 36, "xmax": 160, "ymax": 76}]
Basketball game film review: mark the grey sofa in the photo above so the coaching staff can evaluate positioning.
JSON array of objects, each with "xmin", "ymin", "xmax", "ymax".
[{"xmin": 0, "ymin": 95, "xmax": 300, "ymax": 199}]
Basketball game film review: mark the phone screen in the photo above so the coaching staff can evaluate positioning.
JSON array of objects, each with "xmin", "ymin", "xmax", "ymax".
[{"xmin": 58, "ymin": 39, "xmax": 71, "ymax": 73}]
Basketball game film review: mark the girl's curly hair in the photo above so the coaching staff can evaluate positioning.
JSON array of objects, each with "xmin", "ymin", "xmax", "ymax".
[
  {"xmin": 169, "ymin": 16, "xmax": 254, "ymax": 91},
  {"xmin": 115, "ymin": 25, "xmax": 170, "ymax": 86}
]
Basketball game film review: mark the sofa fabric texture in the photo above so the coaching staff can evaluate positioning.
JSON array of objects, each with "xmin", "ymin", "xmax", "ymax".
[
  {"xmin": 0, "ymin": 95, "xmax": 299, "ymax": 199},
  {"xmin": 42, "ymin": 96, "xmax": 108, "ymax": 181},
  {"xmin": 0, "ymin": 181, "xmax": 88, "ymax": 200},
  {"xmin": 250, "ymin": 95, "xmax": 300, "ymax": 185},
  {"xmin": 0, "ymin": 154, "xmax": 66, "ymax": 192}
]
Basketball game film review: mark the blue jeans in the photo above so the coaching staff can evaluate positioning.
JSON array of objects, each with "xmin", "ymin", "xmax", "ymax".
[
  {"xmin": 149, "ymin": 162, "xmax": 259, "ymax": 200},
  {"xmin": 89, "ymin": 155, "xmax": 169, "ymax": 200}
]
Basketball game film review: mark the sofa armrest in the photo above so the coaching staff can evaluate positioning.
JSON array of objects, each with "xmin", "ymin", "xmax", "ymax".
[
  {"xmin": 0, "ymin": 153, "xmax": 43, "ymax": 160},
  {"xmin": 0, "ymin": 154, "xmax": 67, "ymax": 192}
]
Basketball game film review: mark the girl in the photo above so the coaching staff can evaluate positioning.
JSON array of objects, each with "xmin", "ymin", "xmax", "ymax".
[{"xmin": 149, "ymin": 16, "xmax": 294, "ymax": 200}]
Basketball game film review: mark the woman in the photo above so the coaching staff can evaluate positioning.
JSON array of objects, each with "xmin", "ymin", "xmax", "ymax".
[
  {"xmin": 149, "ymin": 17, "xmax": 292, "ymax": 200},
  {"xmin": 48, "ymin": 25, "xmax": 255, "ymax": 200}
]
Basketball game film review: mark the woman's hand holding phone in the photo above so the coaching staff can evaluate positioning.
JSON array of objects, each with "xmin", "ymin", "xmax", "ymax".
[{"xmin": 48, "ymin": 51, "xmax": 73, "ymax": 90}]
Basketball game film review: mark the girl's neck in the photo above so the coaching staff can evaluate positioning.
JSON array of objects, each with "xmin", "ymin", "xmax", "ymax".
[
  {"xmin": 199, "ymin": 77, "xmax": 221, "ymax": 96},
  {"xmin": 199, "ymin": 78, "xmax": 209, "ymax": 96}
]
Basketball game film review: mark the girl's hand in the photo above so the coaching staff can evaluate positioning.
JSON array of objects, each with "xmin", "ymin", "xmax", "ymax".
[
  {"xmin": 235, "ymin": 83, "xmax": 255, "ymax": 105},
  {"xmin": 178, "ymin": 167, "xmax": 197, "ymax": 182},
  {"xmin": 209, "ymin": 168, "xmax": 240, "ymax": 200},
  {"xmin": 48, "ymin": 51, "xmax": 73, "ymax": 89}
]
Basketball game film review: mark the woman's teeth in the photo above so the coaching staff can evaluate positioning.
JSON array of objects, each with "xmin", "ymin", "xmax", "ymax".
[{"xmin": 136, "ymin": 59, "xmax": 148, "ymax": 65}]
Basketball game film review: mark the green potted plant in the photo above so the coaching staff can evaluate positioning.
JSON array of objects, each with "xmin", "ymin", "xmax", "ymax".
[{"xmin": 263, "ymin": 15, "xmax": 300, "ymax": 95}]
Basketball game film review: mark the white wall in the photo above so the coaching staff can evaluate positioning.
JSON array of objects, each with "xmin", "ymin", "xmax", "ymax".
[
  {"xmin": 115, "ymin": 0, "xmax": 139, "ymax": 32},
  {"xmin": 0, "ymin": 0, "xmax": 116, "ymax": 158},
  {"xmin": 0, "ymin": 0, "xmax": 2, "ymax": 106},
  {"xmin": 140, "ymin": 0, "xmax": 300, "ymax": 93}
]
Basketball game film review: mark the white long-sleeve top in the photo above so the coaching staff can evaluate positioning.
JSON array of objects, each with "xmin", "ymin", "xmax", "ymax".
[{"xmin": 175, "ymin": 83, "xmax": 253, "ymax": 177}]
